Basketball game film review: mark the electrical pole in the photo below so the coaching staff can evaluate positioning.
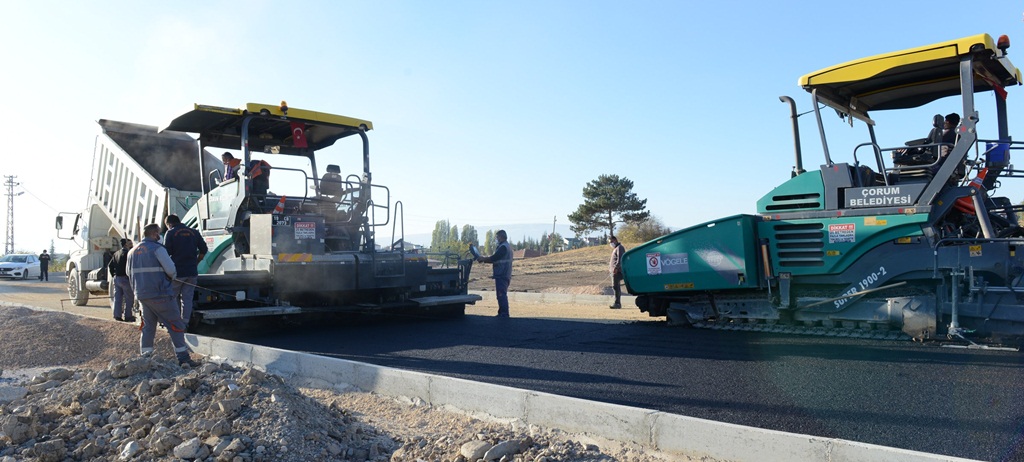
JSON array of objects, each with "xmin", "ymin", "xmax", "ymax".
[
  {"xmin": 4, "ymin": 175, "xmax": 20, "ymax": 255},
  {"xmin": 551, "ymin": 215, "xmax": 557, "ymax": 253}
]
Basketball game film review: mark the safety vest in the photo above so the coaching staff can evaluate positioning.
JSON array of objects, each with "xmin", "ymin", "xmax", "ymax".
[
  {"xmin": 128, "ymin": 239, "xmax": 174, "ymax": 300},
  {"xmin": 492, "ymin": 241, "xmax": 513, "ymax": 281},
  {"xmin": 248, "ymin": 160, "xmax": 271, "ymax": 179},
  {"xmin": 224, "ymin": 158, "xmax": 241, "ymax": 180}
]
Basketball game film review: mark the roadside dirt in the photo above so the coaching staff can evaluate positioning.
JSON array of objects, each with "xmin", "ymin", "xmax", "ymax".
[{"xmin": 468, "ymin": 245, "xmax": 634, "ymax": 295}]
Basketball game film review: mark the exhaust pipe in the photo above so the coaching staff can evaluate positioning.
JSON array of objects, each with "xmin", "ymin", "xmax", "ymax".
[{"xmin": 779, "ymin": 96, "xmax": 804, "ymax": 177}]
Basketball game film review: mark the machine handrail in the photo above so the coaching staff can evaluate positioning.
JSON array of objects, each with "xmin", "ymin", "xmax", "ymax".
[
  {"xmin": 851, "ymin": 142, "xmax": 889, "ymax": 186},
  {"xmin": 254, "ymin": 165, "xmax": 311, "ymax": 201},
  {"xmin": 391, "ymin": 201, "xmax": 405, "ymax": 253},
  {"xmin": 365, "ymin": 185, "xmax": 391, "ymax": 228},
  {"xmin": 425, "ymin": 250, "xmax": 462, "ymax": 268}
]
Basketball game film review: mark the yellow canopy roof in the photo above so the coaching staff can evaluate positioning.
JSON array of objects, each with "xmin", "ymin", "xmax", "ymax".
[
  {"xmin": 800, "ymin": 34, "xmax": 1021, "ymax": 117},
  {"xmin": 163, "ymin": 102, "xmax": 373, "ymax": 151}
]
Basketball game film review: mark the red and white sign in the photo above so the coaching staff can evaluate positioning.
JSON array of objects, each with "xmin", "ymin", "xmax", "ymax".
[
  {"xmin": 294, "ymin": 221, "xmax": 316, "ymax": 240},
  {"xmin": 828, "ymin": 223, "xmax": 855, "ymax": 243},
  {"xmin": 646, "ymin": 252, "xmax": 662, "ymax": 275}
]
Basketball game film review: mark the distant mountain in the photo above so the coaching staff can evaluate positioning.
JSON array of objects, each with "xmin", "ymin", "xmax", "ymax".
[{"xmin": 404, "ymin": 223, "xmax": 576, "ymax": 248}]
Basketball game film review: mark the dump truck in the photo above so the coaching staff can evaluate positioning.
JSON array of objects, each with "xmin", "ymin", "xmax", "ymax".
[
  {"xmin": 56, "ymin": 120, "xmax": 218, "ymax": 305},
  {"xmin": 59, "ymin": 103, "xmax": 479, "ymax": 327},
  {"xmin": 623, "ymin": 34, "xmax": 1024, "ymax": 346}
]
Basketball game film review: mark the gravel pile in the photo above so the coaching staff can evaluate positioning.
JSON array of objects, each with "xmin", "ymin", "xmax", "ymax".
[
  {"xmin": 1, "ymin": 358, "xmax": 392, "ymax": 461},
  {"xmin": 0, "ymin": 307, "xmax": 672, "ymax": 462}
]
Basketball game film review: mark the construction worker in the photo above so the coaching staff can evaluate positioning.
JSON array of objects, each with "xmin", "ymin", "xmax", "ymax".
[
  {"xmin": 609, "ymin": 235, "xmax": 625, "ymax": 309},
  {"xmin": 127, "ymin": 223, "xmax": 199, "ymax": 367},
  {"xmin": 37, "ymin": 250, "xmax": 50, "ymax": 281},
  {"xmin": 107, "ymin": 238, "xmax": 136, "ymax": 322},
  {"xmin": 247, "ymin": 158, "xmax": 271, "ymax": 197},
  {"xmin": 220, "ymin": 152, "xmax": 241, "ymax": 183},
  {"xmin": 163, "ymin": 214, "xmax": 208, "ymax": 324},
  {"xmin": 477, "ymin": 229, "xmax": 513, "ymax": 317}
]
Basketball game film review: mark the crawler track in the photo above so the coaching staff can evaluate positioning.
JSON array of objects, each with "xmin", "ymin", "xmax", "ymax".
[{"xmin": 691, "ymin": 319, "xmax": 912, "ymax": 340}]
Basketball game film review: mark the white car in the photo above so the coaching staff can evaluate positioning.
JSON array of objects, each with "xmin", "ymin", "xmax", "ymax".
[{"xmin": 0, "ymin": 254, "xmax": 41, "ymax": 280}]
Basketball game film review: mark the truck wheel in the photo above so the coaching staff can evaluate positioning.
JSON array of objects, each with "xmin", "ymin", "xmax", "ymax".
[{"xmin": 68, "ymin": 270, "xmax": 89, "ymax": 306}]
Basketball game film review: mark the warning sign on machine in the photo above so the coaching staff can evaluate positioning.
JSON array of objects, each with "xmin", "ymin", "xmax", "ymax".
[{"xmin": 828, "ymin": 223, "xmax": 855, "ymax": 244}]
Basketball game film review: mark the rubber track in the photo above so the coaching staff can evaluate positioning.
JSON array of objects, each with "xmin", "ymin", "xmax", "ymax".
[{"xmin": 691, "ymin": 320, "xmax": 912, "ymax": 341}]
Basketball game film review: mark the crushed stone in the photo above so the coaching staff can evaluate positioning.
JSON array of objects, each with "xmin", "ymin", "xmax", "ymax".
[{"xmin": 0, "ymin": 307, "xmax": 676, "ymax": 461}]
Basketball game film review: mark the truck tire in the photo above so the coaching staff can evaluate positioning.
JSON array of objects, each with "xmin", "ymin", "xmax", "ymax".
[{"xmin": 69, "ymin": 270, "xmax": 89, "ymax": 306}]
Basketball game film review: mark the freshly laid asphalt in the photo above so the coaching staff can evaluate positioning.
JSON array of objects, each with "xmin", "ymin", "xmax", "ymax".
[{"xmin": 226, "ymin": 314, "xmax": 1024, "ymax": 462}]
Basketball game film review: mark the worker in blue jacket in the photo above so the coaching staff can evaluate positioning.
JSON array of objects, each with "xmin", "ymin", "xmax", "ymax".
[
  {"xmin": 127, "ymin": 223, "xmax": 199, "ymax": 367},
  {"xmin": 477, "ymin": 230, "xmax": 513, "ymax": 317},
  {"xmin": 163, "ymin": 214, "xmax": 208, "ymax": 324}
]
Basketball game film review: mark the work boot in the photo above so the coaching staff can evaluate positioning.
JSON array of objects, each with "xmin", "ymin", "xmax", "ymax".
[
  {"xmin": 124, "ymin": 316, "xmax": 137, "ymax": 323},
  {"xmin": 609, "ymin": 303, "xmax": 621, "ymax": 309},
  {"xmin": 176, "ymin": 352, "xmax": 200, "ymax": 368}
]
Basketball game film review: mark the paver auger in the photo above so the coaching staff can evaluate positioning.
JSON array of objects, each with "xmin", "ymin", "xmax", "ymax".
[{"xmin": 623, "ymin": 34, "xmax": 1024, "ymax": 347}]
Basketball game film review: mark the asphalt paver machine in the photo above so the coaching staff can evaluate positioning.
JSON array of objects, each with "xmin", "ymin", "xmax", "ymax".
[
  {"xmin": 163, "ymin": 102, "xmax": 480, "ymax": 326},
  {"xmin": 623, "ymin": 34, "xmax": 1024, "ymax": 346}
]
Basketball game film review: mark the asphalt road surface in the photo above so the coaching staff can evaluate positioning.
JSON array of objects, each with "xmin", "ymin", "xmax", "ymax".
[
  {"xmin": 3, "ymin": 279, "xmax": 1023, "ymax": 461},
  {"xmin": 226, "ymin": 310, "xmax": 1024, "ymax": 462}
]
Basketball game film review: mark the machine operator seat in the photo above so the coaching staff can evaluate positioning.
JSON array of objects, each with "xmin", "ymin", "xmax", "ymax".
[
  {"xmin": 926, "ymin": 114, "xmax": 944, "ymax": 148},
  {"xmin": 893, "ymin": 114, "xmax": 944, "ymax": 184},
  {"xmin": 320, "ymin": 164, "xmax": 344, "ymax": 200}
]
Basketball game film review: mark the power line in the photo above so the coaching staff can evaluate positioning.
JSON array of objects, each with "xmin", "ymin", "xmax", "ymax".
[{"xmin": 17, "ymin": 185, "xmax": 58, "ymax": 213}]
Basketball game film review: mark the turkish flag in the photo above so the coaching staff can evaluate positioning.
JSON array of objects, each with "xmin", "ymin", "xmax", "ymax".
[{"xmin": 290, "ymin": 122, "xmax": 308, "ymax": 148}]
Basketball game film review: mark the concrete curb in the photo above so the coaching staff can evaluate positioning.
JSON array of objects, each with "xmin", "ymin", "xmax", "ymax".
[
  {"xmin": 471, "ymin": 290, "xmax": 636, "ymax": 307},
  {"xmin": 185, "ymin": 334, "xmax": 978, "ymax": 462}
]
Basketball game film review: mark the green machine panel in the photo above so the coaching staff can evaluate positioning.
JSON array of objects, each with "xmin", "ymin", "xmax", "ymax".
[
  {"xmin": 622, "ymin": 215, "xmax": 761, "ymax": 294},
  {"xmin": 757, "ymin": 213, "xmax": 929, "ymax": 276},
  {"xmin": 756, "ymin": 171, "xmax": 825, "ymax": 214}
]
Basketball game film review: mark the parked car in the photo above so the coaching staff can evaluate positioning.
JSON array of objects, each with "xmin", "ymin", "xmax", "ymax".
[{"xmin": 0, "ymin": 254, "xmax": 40, "ymax": 280}]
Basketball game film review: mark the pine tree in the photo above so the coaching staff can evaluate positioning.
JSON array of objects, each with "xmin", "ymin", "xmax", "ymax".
[{"xmin": 568, "ymin": 174, "xmax": 649, "ymax": 237}]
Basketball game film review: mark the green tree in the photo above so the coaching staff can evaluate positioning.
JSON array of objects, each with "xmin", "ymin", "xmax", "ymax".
[
  {"xmin": 460, "ymin": 224, "xmax": 478, "ymax": 247},
  {"xmin": 483, "ymin": 229, "xmax": 495, "ymax": 255},
  {"xmin": 431, "ymin": 220, "xmax": 475, "ymax": 256},
  {"xmin": 449, "ymin": 225, "xmax": 470, "ymax": 256},
  {"xmin": 568, "ymin": 174, "xmax": 649, "ymax": 237},
  {"xmin": 430, "ymin": 219, "xmax": 451, "ymax": 251},
  {"xmin": 548, "ymin": 232, "xmax": 563, "ymax": 253},
  {"xmin": 449, "ymin": 225, "xmax": 459, "ymax": 246},
  {"xmin": 616, "ymin": 215, "xmax": 672, "ymax": 243}
]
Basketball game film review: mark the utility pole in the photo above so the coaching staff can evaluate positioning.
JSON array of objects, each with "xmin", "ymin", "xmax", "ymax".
[
  {"xmin": 4, "ymin": 175, "xmax": 20, "ymax": 255},
  {"xmin": 551, "ymin": 215, "xmax": 558, "ymax": 253}
]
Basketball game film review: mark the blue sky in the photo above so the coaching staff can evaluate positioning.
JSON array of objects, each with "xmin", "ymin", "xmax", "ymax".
[{"xmin": 2, "ymin": 1, "xmax": 1024, "ymax": 252}]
